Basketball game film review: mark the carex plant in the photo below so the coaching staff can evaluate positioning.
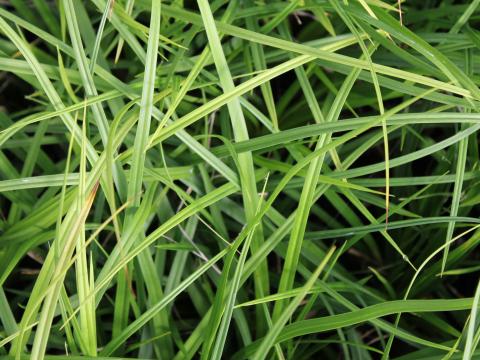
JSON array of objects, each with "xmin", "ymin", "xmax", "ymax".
[{"xmin": 1, "ymin": 1, "xmax": 480, "ymax": 359}]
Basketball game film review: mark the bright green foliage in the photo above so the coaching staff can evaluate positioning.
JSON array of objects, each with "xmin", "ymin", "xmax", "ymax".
[{"xmin": 1, "ymin": 1, "xmax": 480, "ymax": 359}]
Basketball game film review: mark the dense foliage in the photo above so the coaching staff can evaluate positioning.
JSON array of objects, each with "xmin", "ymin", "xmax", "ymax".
[{"xmin": 1, "ymin": 0, "xmax": 480, "ymax": 359}]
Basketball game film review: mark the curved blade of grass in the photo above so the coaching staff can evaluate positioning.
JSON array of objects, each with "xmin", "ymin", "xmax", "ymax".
[
  {"xmin": 163, "ymin": 5, "xmax": 476, "ymax": 99},
  {"xmin": 273, "ymin": 46, "xmax": 364, "ymax": 320},
  {"xmin": 127, "ymin": 0, "xmax": 161, "ymax": 206},
  {"xmin": 90, "ymin": 0, "xmax": 114, "ymax": 74},
  {"xmin": 441, "ymin": 48, "xmax": 473, "ymax": 275},
  {"xmin": 197, "ymin": 0, "xmax": 270, "ymax": 349}
]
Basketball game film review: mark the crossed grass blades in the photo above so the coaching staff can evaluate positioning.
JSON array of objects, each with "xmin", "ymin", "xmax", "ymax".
[{"xmin": 1, "ymin": 0, "xmax": 480, "ymax": 359}]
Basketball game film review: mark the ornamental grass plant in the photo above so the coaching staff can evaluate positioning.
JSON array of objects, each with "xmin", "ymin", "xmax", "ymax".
[{"xmin": 1, "ymin": 0, "xmax": 480, "ymax": 359}]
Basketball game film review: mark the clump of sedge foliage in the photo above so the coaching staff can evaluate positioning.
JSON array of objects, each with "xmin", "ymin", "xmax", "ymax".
[{"xmin": 1, "ymin": 0, "xmax": 480, "ymax": 359}]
